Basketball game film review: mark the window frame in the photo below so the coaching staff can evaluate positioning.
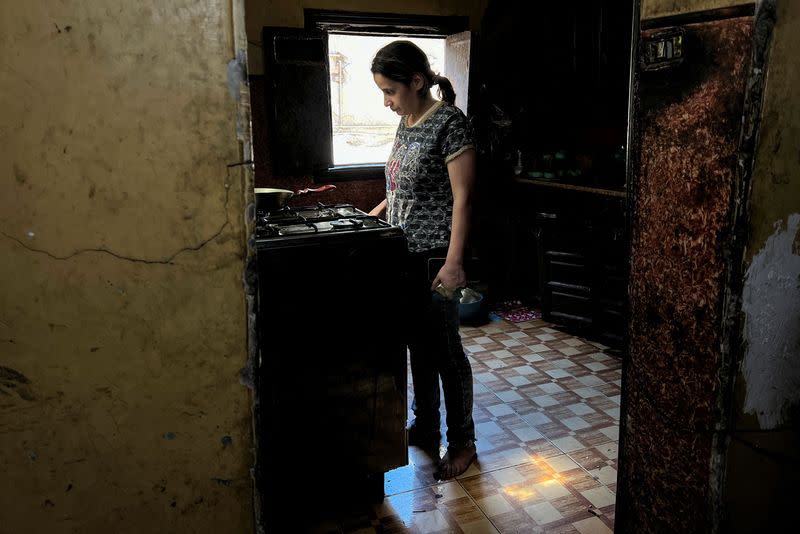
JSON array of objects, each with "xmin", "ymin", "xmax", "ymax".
[{"xmin": 305, "ymin": 10, "xmax": 470, "ymax": 182}]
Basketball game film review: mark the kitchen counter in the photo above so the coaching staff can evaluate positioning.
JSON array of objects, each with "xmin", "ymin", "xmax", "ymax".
[{"xmin": 515, "ymin": 177, "xmax": 626, "ymax": 198}]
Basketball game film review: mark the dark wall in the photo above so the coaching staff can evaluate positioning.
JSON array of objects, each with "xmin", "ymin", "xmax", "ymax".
[
  {"xmin": 249, "ymin": 75, "xmax": 385, "ymax": 212},
  {"xmin": 476, "ymin": 0, "xmax": 631, "ymax": 183}
]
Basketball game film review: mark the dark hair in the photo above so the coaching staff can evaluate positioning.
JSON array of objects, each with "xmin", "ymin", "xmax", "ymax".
[{"xmin": 371, "ymin": 40, "xmax": 456, "ymax": 106}]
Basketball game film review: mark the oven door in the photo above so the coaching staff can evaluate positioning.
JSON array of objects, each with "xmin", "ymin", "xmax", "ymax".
[{"xmin": 254, "ymin": 229, "xmax": 409, "ymax": 494}]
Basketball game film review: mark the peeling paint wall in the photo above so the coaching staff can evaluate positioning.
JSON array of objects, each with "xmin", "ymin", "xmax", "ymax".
[
  {"xmin": 725, "ymin": 0, "xmax": 800, "ymax": 530},
  {"xmin": 0, "ymin": 1, "xmax": 254, "ymax": 532},
  {"xmin": 741, "ymin": 214, "xmax": 800, "ymax": 428},
  {"xmin": 245, "ymin": 0, "xmax": 488, "ymax": 75}
]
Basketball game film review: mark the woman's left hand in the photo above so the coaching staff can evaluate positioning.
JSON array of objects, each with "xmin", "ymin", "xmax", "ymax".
[{"xmin": 432, "ymin": 261, "xmax": 466, "ymax": 293}]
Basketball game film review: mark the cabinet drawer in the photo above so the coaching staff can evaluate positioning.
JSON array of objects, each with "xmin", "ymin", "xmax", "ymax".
[
  {"xmin": 548, "ymin": 260, "xmax": 589, "ymax": 286},
  {"xmin": 595, "ymin": 274, "xmax": 628, "ymax": 301},
  {"xmin": 550, "ymin": 311, "xmax": 593, "ymax": 326},
  {"xmin": 596, "ymin": 307, "xmax": 626, "ymax": 341},
  {"xmin": 551, "ymin": 290, "xmax": 592, "ymax": 320},
  {"xmin": 547, "ymin": 280, "xmax": 591, "ymax": 296},
  {"xmin": 544, "ymin": 250, "xmax": 586, "ymax": 263}
]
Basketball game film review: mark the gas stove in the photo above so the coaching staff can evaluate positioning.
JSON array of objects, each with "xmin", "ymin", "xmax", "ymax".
[
  {"xmin": 255, "ymin": 204, "xmax": 399, "ymax": 242},
  {"xmin": 259, "ymin": 203, "xmax": 363, "ymax": 224}
]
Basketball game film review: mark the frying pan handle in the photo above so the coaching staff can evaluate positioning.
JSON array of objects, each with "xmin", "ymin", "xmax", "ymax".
[{"xmin": 296, "ymin": 184, "xmax": 337, "ymax": 195}]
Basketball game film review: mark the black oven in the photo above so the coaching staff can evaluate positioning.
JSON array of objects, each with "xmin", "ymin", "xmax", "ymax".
[{"xmin": 253, "ymin": 204, "xmax": 408, "ymax": 525}]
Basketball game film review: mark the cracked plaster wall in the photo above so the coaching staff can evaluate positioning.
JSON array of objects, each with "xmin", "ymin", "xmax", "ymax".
[{"xmin": 0, "ymin": 1, "xmax": 253, "ymax": 532}]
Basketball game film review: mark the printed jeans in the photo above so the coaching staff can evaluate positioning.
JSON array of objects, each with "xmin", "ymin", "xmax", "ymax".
[{"xmin": 406, "ymin": 249, "xmax": 476, "ymax": 448}]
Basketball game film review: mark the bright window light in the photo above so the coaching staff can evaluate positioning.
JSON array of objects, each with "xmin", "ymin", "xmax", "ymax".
[{"xmin": 328, "ymin": 34, "xmax": 445, "ymax": 166}]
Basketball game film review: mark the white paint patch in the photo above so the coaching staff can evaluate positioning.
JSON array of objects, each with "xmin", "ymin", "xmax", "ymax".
[
  {"xmin": 227, "ymin": 49, "xmax": 247, "ymax": 100},
  {"xmin": 741, "ymin": 213, "xmax": 800, "ymax": 428}
]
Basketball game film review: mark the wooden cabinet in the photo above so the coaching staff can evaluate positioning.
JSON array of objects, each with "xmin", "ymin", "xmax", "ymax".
[
  {"xmin": 516, "ymin": 181, "xmax": 628, "ymax": 347},
  {"xmin": 592, "ymin": 225, "xmax": 628, "ymax": 346},
  {"xmin": 471, "ymin": 0, "xmax": 633, "ymax": 348}
]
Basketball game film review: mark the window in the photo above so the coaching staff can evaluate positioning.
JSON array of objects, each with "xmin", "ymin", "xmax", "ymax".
[
  {"xmin": 328, "ymin": 34, "xmax": 445, "ymax": 166},
  {"xmin": 262, "ymin": 11, "xmax": 472, "ymax": 180}
]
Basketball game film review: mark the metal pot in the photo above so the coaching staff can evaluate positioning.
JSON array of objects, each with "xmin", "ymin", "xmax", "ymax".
[{"xmin": 255, "ymin": 185, "xmax": 336, "ymax": 213}]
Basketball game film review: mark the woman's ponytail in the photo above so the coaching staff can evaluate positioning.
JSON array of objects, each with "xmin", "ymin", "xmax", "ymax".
[{"xmin": 434, "ymin": 74, "xmax": 456, "ymax": 106}]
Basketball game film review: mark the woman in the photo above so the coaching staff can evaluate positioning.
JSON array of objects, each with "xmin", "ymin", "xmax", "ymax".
[{"xmin": 370, "ymin": 40, "xmax": 477, "ymax": 480}]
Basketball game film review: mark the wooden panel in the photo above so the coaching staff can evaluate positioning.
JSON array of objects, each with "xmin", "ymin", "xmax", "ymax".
[{"xmin": 262, "ymin": 27, "xmax": 333, "ymax": 174}]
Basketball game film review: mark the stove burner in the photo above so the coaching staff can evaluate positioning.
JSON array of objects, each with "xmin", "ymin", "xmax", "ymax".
[
  {"xmin": 258, "ymin": 203, "xmax": 361, "ymax": 225},
  {"xmin": 255, "ymin": 204, "xmax": 393, "ymax": 240},
  {"xmin": 330, "ymin": 218, "xmax": 364, "ymax": 229}
]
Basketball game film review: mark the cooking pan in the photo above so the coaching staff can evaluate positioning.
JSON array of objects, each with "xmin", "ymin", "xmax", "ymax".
[{"xmin": 255, "ymin": 184, "xmax": 337, "ymax": 213}]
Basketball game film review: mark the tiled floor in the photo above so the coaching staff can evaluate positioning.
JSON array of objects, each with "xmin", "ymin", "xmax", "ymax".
[{"xmin": 303, "ymin": 318, "xmax": 622, "ymax": 534}]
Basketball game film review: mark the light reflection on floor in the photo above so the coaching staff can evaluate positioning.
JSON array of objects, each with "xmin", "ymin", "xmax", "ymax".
[{"xmin": 301, "ymin": 318, "xmax": 621, "ymax": 533}]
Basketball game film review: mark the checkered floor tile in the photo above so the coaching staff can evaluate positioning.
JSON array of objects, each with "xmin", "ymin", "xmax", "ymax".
[{"xmin": 300, "ymin": 317, "xmax": 621, "ymax": 533}]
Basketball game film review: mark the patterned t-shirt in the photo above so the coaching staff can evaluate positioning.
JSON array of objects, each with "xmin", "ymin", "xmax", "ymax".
[{"xmin": 385, "ymin": 101, "xmax": 475, "ymax": 253}]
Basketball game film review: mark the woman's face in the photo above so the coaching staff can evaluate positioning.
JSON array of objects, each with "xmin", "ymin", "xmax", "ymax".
[{"xmin": 373, "ymin": 73, "xmax": 422, "ymax": 116}]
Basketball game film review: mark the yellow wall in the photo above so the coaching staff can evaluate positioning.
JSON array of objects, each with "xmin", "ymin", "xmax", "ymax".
[
  {"xmin": 745, "ymin": 0, "xmax": 800, "ymax": 255},
  {"xmin": 0, "ymin": 1, "xmax": 254, "ymax": 532},
  {"xmin": 725, "ymin": 1, "xmax": 800, "ymax": 529},
  {"xmin": 642, "ymin": 0, "xmax": 753, "ymax": 19},
  {"xmin": 737, "ymin": 0, "xmax": 800, "ymax": 440},
  {"xmin": 245, "ymin": 0, "xmax": 488, "ymax": 74}
]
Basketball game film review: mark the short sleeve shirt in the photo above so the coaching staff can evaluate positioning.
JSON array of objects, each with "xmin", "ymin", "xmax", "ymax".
[{"xmin": 384, "ymin": 101, "xmax": 475, "ymax": 253}]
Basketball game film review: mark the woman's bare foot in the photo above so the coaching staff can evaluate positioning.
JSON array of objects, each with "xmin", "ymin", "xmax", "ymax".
[{"xmin": 434, "ymin": 443, "xmax": 477, "ymax": 480}]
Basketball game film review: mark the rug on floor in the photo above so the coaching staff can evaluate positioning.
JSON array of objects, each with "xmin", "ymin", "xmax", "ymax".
[{"xmin": 488, "ymin": 299, "xmax": 542, "ymax": 322}]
